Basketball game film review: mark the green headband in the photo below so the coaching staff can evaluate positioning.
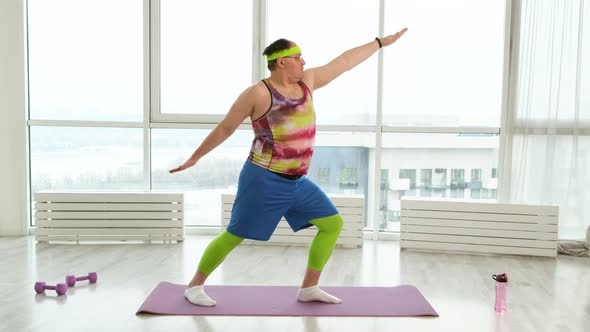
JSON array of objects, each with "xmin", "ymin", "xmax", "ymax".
[{"xmin": 266, "ymin": 46, "xmax": 302, "ymax": 62}]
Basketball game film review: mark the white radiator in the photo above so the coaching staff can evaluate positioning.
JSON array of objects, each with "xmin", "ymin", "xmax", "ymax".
[
  {"xmin": 400, "ymin": 197, "xmax": 558, "ymax": 257},
  {"xmin": 221, "ymin": 194, "xmax": 364, "ymax": 248},
  {"xmin": 35, "ymin": 191, "xmax": 184, "ymax": 243}
]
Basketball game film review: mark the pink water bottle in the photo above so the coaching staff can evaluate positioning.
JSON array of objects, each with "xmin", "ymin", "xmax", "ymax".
[{"xmin": 493, "ymin": 273, "xmax": 508, "ymax": 312}]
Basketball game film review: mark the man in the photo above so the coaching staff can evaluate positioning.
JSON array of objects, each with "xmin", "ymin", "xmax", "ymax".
[{"xmin": 170, "ymin": 28, "xmax": 408, "ymax": 306}]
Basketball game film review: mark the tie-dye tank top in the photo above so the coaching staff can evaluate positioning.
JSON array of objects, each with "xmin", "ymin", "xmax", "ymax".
[{"xmin": 247, "ymin": 79, "xmax": 315, "ymax": 175}]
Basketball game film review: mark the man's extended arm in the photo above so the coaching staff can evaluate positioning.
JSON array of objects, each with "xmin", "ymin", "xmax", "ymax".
[
  {"xmin": 169, "ymin": 85, "xmax": 257, "ymax": 173},
  {"xmin": 303, "ymin": 28, "xmax": 408, "ymax": 91}
]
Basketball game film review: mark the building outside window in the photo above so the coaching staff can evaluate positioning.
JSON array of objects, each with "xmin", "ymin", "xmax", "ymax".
[
  {"xmin": 420, "ymin": 168, "xmax": 432, "ymax": 197},
  {"xmin": 317, "ymin": 168, "xmax": 330, "ymax": 184},
  {"xmin": 450, "ymin": 168, "xmax": 465, "ymax": 198},
  {"xmin": 470, "ymin": 168, "xmax": 482, "ymax": 198},
  {"xmin": 339, "ymin": 167, "xmax": 358, "ymax": 188}
]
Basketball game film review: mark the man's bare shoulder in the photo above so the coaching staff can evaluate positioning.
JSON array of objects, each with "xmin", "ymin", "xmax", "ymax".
[
  {"xmin": 234, "ymin": 81, "xmax": 267, "ymax": 102},
  {"xmin": 247, "ymin": 80, "xmax": 269, "ymax": 99},
  {"xmin": 233, "ymin": 81, "xmax": 268, "ymax": 106},
  {"xmin": 246, "ymin": 81, "xmax": 272, "ymax": 118}
]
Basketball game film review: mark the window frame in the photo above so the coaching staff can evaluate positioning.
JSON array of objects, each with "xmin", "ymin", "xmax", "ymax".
[
  {"xmin": 149, "ymin": 0, "xmax": 264, "ymax": 124},
  {"xmin": 24, "ymin": 0, "xmax": 513, "ymax": 239}
]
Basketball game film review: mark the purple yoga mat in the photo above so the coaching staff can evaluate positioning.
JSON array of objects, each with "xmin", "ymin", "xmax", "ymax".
[{"xmin": 136, "ymin": 282, "xmax": 438, "ymax": 317}]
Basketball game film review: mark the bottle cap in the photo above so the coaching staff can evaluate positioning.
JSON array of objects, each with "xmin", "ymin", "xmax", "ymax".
[{"xmin": 492, "ymin": 273, "xmax": 508, "ymax": 282}]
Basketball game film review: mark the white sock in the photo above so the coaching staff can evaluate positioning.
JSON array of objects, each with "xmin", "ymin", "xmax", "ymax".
[
  {"xmin": 184, "ymin": 285, "xmax": 216, "ymax": 306},
  {"xmin": 296, "ymin": 285, "xmax": 343, "ymax": 304}
]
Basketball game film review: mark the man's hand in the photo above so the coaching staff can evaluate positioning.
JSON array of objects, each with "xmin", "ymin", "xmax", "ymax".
[
  {"xmin": 380, "ymin": 27, "xmax": 408, "ymax": 48},
  {"xmin": 169, "ymin": 158, "xmax": 198, "ymax": 173}
]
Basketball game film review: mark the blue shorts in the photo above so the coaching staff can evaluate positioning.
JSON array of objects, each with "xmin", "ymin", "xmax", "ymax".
[{"xmin": 226, "ymin": 161, "xmax": 339, "ymax": 241}]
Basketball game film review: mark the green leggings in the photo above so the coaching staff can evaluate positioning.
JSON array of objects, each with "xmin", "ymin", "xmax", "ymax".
[{"xmin": 197, "ymin": 214, "xmax": 344, "ymax": 276}]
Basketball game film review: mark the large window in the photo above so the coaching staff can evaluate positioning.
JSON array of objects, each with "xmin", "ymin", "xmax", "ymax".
[
  {"xmin": 28, "ymin": 0, "xmax": 143, "ymax": 121},
  {"xmin": 26, "ymin": 1, "xmax": 507, "ymax": 236},
  {"xmin": 312, "ymin": 132, "xmax": 374, "ymax": 229},
  {"xmin": 151, "ymin": 129, "xmax": 251, "ymax": 227},
  {"xmin": 380, "ymin": 133, "xmax": 499, "ymax": 232},
  {"xmin": 30, "ymin": 127, "xmax": 144, "ymax": 224},
  {"xmin": 158, "ymin": 0, "xmax": 253, "ymax": 119},
  {"xmin": 31, "ymin": 127, "xmax": 144, "ymax": 192},
  {"xmin": 382, "ymin": 0, "xmax": 506, "ymax": 127}
]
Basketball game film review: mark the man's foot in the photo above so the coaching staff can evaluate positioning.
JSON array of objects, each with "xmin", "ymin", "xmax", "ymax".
[
  {"xmin": 296, "ymin": 285, "xmax": 342, "ymax": 304},
  {"xmin": 184, "ymin": 285, "xmax": 216, "ymax": 306}
]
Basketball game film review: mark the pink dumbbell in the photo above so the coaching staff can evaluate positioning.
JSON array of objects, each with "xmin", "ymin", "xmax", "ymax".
[
  {"xmin": 34, "ymin": 282, "xmax": 68, "ymax": 295},
  {"xmin": 66, "ymin": 272, "xmax": 97, "ymax": 287}
]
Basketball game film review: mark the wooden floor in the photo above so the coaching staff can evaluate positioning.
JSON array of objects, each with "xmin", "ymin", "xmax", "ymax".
[{"xmin": 1, "ymin": 235, "xmax": 588, "ymax": 332}]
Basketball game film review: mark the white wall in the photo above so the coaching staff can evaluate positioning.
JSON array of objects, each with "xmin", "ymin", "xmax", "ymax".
[{"xmin": 0, "ymin": 0, "xmax": 28, "ymax": 236}]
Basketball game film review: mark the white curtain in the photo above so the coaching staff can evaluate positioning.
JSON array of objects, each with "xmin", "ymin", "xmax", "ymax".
[{"xmin": 500, "ymin": 0, "xmax": 590, "ymax": 239}]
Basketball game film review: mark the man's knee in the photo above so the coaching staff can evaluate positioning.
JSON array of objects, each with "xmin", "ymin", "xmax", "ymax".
[
  {"xmin": 313, "ymin": 214, "xmax": 344, "ymax": 234},
  {"xmin": 331, "ymin": 214, "xmax": 344, "ymax": 233}
]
